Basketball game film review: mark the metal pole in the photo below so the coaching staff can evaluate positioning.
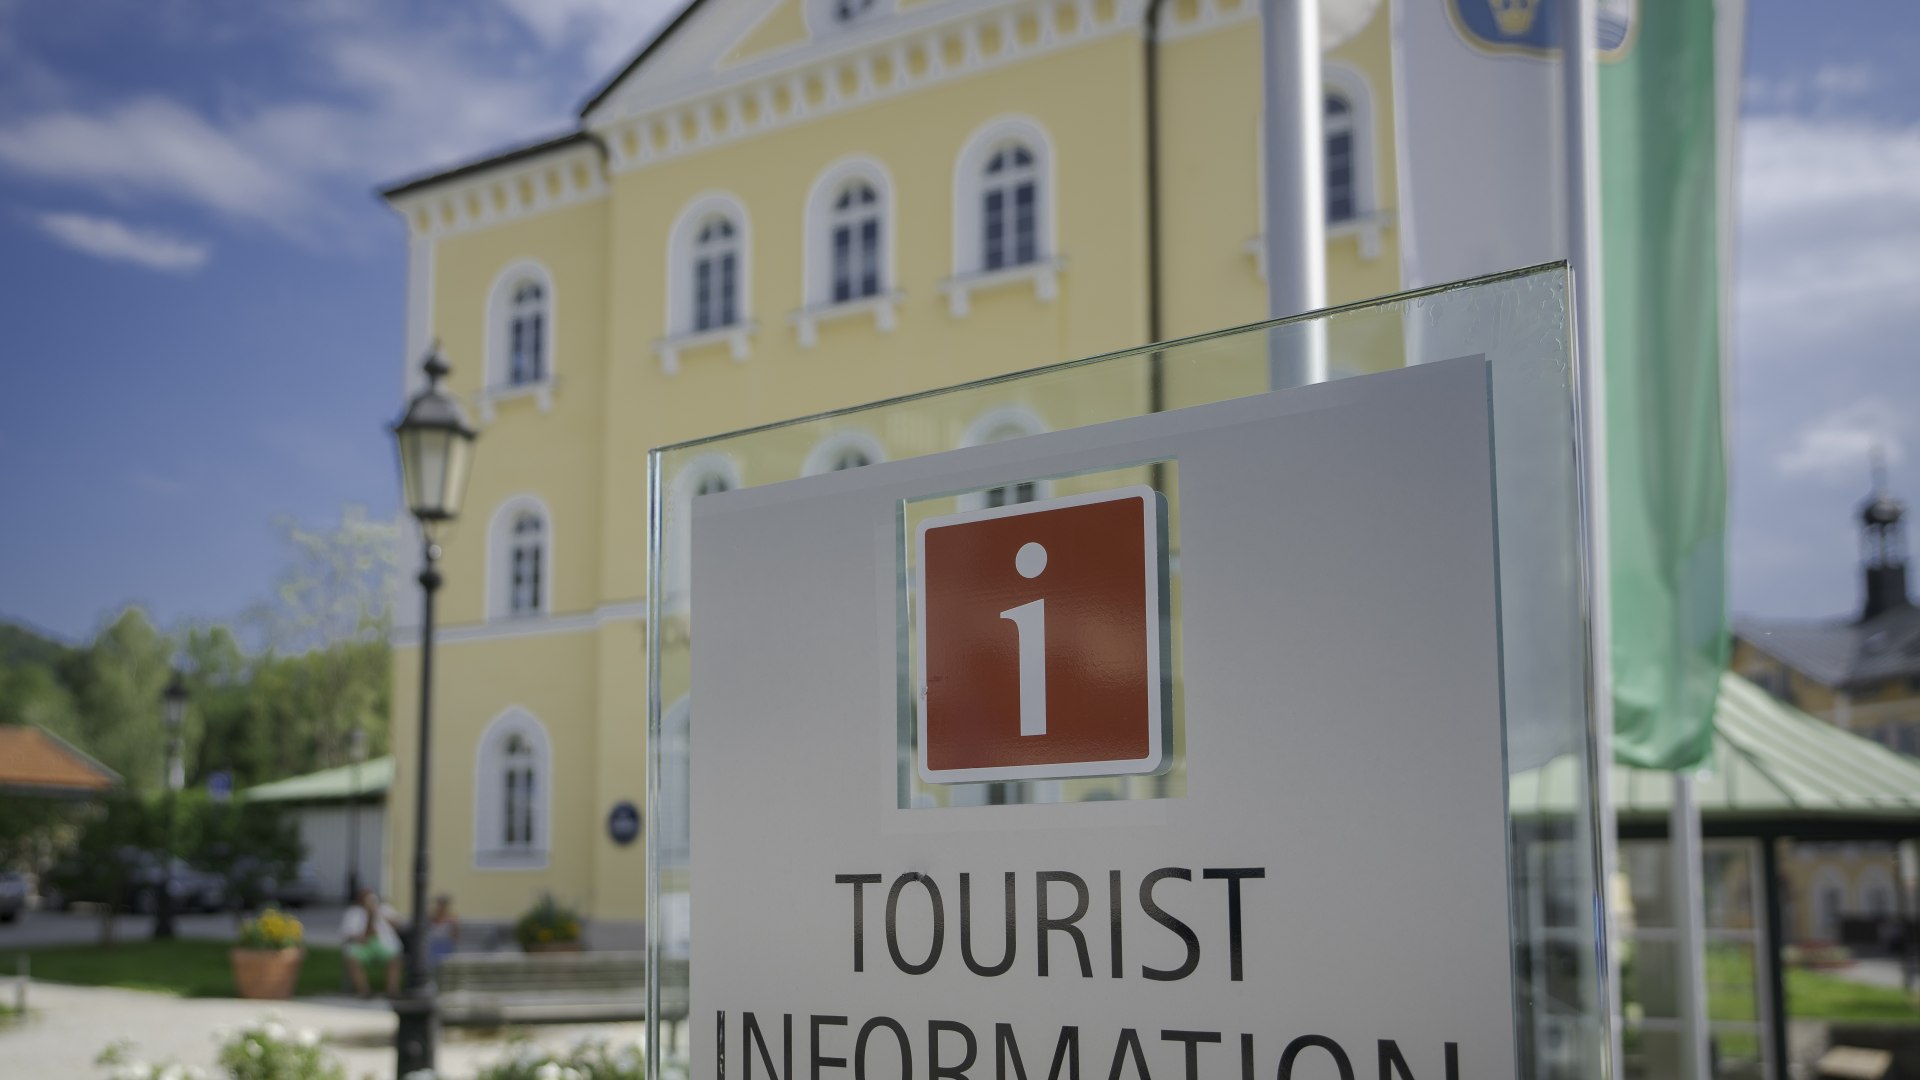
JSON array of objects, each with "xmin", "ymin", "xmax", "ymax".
[
  {"xmin": 1760, "ymin": 836, "xmax": 1790, "ymax": 1080},
  {"xmin": 347, "ymin": 749, "xmax": 362, "ymax": 902},
  {"xmin": 154, "ymin": 736, "xmax": 181, "ymax": 940},
  {"xmin": 1559, "ymin": 1, "xmax": 1624, "ymax": 1075},
  {"xmin": 1260, "ymin": 0, "xmax": 1326, "ymax": 388},
  {"xmin": 1671, "ymin": 775, "xmax": 1712, "ymax": 1080},
  {"xmin": 394, "ymin": 539, "xmax": 441, "ymax": 1077}
]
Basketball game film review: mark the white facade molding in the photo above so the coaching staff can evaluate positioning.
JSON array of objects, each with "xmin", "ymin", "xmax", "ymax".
[
  {"xmin": 791, "ymin": 291, "xmax": 902, "ymax": 346},
  {"xmin": 937, "ymin": 257, "xmax": 1064, "ymax": 317},
  {"xmin": 389, "ymin": 142, "xmax": 608, "ymax": 242},
  {"xmin": 1243, "ymin": 213, "xmax": 1392, "ymax": 276},
  {"xmin": 665, "ymin": 190, "xmax": 754, "ymax": 348},
  {"xmin": 950, "ymin": 114, "xmax": 1058, "ymax": 280},
  {"xmin": 803, "ymin": 154, "xmax": 897, "ymax": 310},
  {"xmin": 476, "ymin": 378, "xmax": 557, "ymax": 422},
  {"xmin": 483, "ymin": 257, "xmax": 558, "ymax": 394},
  {"xmin": 392, "ymin": 600, "xmax": 648, "ymax": 648},
  {"xmin": 590, "ymin": 0, "xmax": 1148, "ymax": 176},
  {"xmin": 654, "ymin": 322, "xmax": 756, "ymax": 375},
  {"xmin": 801, "ymin": 428, "xmax": 890, "ymax": 476}
]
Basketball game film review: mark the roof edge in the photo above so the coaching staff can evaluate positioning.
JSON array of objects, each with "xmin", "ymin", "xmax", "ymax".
[
  {"xmin": 378, "ymin": 131, "xmax": 602, "ymax": 202},
  {"xmin": 577, "ymin": 0, "xmax": 709, "ymax": 119},
  {"xmin": 19, "ymin": 723, "xmax": 123, "ymax": 787}
]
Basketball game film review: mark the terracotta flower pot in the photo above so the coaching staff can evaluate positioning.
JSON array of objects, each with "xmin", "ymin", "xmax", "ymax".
[{"xmin": 231, "ymin": 946, "xmax": 305, "ymax": 999}]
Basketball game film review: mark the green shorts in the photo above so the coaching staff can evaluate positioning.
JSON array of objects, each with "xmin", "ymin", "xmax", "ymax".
[{"xmin": 346, "ymin": 939, "xmax": 397, "ymax": 966}]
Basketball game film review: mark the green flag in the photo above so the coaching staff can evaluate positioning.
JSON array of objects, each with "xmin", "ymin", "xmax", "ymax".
[{"xmin": 1600, "ymin": 0, "xmax": 1733, "ymax": 771}]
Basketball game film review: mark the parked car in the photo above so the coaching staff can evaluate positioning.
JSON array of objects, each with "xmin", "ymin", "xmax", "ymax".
[
  {"xmin": 0, "ymin": 871, "xmax": 26, "ymax": 922},
  {"xmin": 38, "ymin": 848, "xmax": 226, "ymax": 914}
]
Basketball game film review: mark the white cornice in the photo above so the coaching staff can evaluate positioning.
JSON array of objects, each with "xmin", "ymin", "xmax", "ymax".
[
  {"xmin": 388, "ymin": 142, "xmax": 609, "ymax": 241},
  {"xmin": 588, "ymin": 0, "xmax": 1152, "ymax": 175}
]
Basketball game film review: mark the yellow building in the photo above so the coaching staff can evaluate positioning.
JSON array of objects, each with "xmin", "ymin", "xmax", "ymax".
[
  {"xmin": 379, "ymin": 0, "xmax": 1401, "ymax": 929},
  {"xmin": 1734, "ymin": 479, "xmax": 1920, "ymax": 944}
]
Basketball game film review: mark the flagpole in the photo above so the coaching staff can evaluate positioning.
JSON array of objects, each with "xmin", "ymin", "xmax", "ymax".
[
  {"xmin": 1261, "ymin": 0, "xmax": 1326, "ymax": 385},
  {"xmin": 1559, "ymin": 2, "xmax": 1630, "ymax": 1077}
]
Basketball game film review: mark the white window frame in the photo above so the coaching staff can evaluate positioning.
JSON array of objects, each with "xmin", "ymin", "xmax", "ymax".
[
  {"xmin": 1248, "ymin": 64, "xmax": 1387, "ymax": 273},
  {"xmin": 943, "ymin": 116, "xmax": 1062, "ymax": 317},
  {"xmin": 957, "ymin": 405, "xmax": 1053, "ymax": 510},
  {"xmin": 482, "ymin": 259, "xmax": 556, "ymax": 417},
  {"xmin": 486, "ymin": 494, "xmax": 554, "ymax": 621},
  {"xmin": 473, "ymin": 707, "xmax": 552, "ymax": 870},
  {"xmin": 797, "ymin": 156, "xmax": 900, "ymax": 345},
  {"xmin": 801, "ymin": 429, "xmax": 889, "ymax": 476},
  {"xmin": 660, "ymin": 193, "xmax": 754, "ymax": 373},
  {"xmin": 662, "ymin": 454, "xmax": 743, "ymax": 608}
]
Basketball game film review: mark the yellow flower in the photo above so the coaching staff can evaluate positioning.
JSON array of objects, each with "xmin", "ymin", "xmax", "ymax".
[{"xmin": 538, "ymin": 928, "xmax": 553, "ymax": 942}]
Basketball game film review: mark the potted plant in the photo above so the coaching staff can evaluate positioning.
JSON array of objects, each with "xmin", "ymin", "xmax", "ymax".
[
  {"xmin": 231, "ymin": 907, "xmax": 305, "ymax": 999},
  {"xmin": 513, "ymin": 893, "xmax": 584, "ymax": 953}
]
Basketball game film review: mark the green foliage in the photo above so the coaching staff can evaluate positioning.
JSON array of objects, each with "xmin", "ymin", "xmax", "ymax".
[
  {"xmin": 25, "ymin": 941, "xmax": 346, "ymax": 998},
  {"xmin": 514, "ymin": 893, "xmax": 585, "ymax": 949},
  {"xmin": 215, "ymin": 1016, "xmax": 345, "ymax": 1080},
  {"xmin": 179, "ymin": 792, "xmax": 303, "ymax": 902},
  {"xmin": 1787, "ymin": 966, "xmax": 1920, "ymax": 1023},
  {"xmin": 472, "ymin": 1036, "xmax": 648, "ymax": 1080}
]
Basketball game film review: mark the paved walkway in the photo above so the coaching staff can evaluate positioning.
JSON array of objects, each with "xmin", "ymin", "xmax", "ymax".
[{"xmin": 0, "ymin": 981, "xmax": 647, "ymax": 1079}]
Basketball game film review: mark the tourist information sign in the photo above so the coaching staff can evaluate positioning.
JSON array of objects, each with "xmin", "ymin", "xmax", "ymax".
[{"xmin": 677, "ymin": 357, "xmax": 1518, "ymax": 1080}]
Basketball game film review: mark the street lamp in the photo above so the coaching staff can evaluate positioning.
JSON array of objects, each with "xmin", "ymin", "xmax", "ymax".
[
  {"xmin": 154, "ymin": 670, "xmax": 188, "ymax": 940},
  {"xmin": 389, "ymin": 345, "xmax": 477, "ymax": 1077}
]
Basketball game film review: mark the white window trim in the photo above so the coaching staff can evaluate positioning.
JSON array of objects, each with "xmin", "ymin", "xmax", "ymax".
[
  {"xmin": 937, "ymin": 257, "xmax": 1065, "ymax": 318},
  {"xmin": 655, "ymin": 321, "xmax": 757, "ymax": 375},
  {"xmin": 801, "ymin": 429, "xmax": 889, "ymax": 476},
  {"xmin": 483, "ymin": 259, "xmax": 557, "ymax": 411},
  {"xmin": 472, "ymin": 707, "xmax": 552, "ymax": 871},
  {"xmin": 663, "ymin": 454, "xmax": 743, "ymax": 609},
  {"xmin": 665, "ymin": 191, "xmax": 753, "ymax": 363},
  {"xmin": 957, "ymin": 405, "xmax": 1054, "ymax": 511},
  {"xmin": 792, "ymin": 291, "xmax": 903, "ymax": 346},
  {"xmin": 952, "ymin": 116, "xmax": 1058, "ymax": 282},
  {"xmin": 798, "ymin": 155, "xmax": 899, "ymax": 344},
  {"xmin": 486, "ymin": 494, "xmax": 555, "ymax": 621}
]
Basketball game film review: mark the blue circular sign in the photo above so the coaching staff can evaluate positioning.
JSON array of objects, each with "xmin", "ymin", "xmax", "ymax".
[{"xmin": 607, "ymin": 800, "xmax": 641, "ymax": 846}]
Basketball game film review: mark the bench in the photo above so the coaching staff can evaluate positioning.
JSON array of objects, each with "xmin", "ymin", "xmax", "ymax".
[{"xmin": 438, "ymin": 951, "xmax": 690, "ymax": 1042}]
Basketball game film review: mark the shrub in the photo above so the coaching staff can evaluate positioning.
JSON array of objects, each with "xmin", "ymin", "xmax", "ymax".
[
  {"xmin": 215, "ymin": 1017, "xmax": 343, "ymax": 1080},
  {"xmin": 471, "ymin": 1035, "xmax": 647, "ymax": 1080},
  {"xmin": 236, "ymin": 909, "xmax": 304, "ymax": 951},
  {"xmin": 512, "ymin": 893, "xmax": 583, "ymax": 949}
]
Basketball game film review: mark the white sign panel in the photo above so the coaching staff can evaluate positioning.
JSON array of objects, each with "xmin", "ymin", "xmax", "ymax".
[{"xmin": 688, "ymin": 358, "xmax": 1514, "ymax": 1080}]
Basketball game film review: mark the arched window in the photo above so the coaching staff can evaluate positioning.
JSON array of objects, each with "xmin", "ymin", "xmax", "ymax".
[
  {"xmin": 667, "ymin": 194, "xmax": 752, "ymax": 345},
  {"xmin": 692, "ymin": 216, "xmax": 740, "ymax": 332},
  {"xmin": 982, "ymin": 143, "xmax": 1039, "ymax": 271},
  {"xmin": 508, "ymin": 281, "xmax": 547, "ymax": 384},
  {"xmin": 508, "ymin": 512, "xmax": 544, "ymax": 616},
  {"xmin": 474, "ymin": 709, "xmax": 550, "ymax": 869},
  {"xmin": 1325, "ymin": 93, "xmax": 1356, "ymax": 224},
  {"xmin": 802, "ymin": 430, "xmax": 887, "ymax": 476},
  {"xmin": 805, "ymin": 158, "xmax": 894, "ymax": 321},
  {"xmin": 662, "ymin": 456, "xmax": 743, "ymax": 606},
  {"xmin": 485, "ymin": 260, "xmax": 556, "ymax": 390},
  {"xmin": 831, "ymin": 181, "xmax": 883, "ymax": 303},
  {"xmin": 949, "ymin": 117, "xmax": 1057, "ymax": 313},
  {"xmin": 488, "ymin": 496, "xmax": 553, "ymax": 620},
  {"xmin": 959, "ymin": 406, "xmax": 1050, "ymax": 510}
]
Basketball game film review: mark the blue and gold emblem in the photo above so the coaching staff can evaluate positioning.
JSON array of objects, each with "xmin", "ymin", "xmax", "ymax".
[{"xmin": 1448, "ymin": 0, "xmax": 1635, "ymax": 58}]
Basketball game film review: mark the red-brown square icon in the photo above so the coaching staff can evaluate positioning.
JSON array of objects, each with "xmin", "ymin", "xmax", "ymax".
[{"xmin": 914, "ymin": 486, "xmax": 1167, "ymax": 784}]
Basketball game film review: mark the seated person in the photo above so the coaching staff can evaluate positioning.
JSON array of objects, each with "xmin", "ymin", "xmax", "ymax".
[
  {"xmin": 428, "ymin": 893, "xmax": 460, "ymax": 968},
  {"xmin": 341, "ymin": 887, "xmax": 402, "ymax": 997}
]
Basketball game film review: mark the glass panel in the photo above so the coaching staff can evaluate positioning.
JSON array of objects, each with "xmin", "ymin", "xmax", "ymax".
[{"xmin": 649, "ymin": 263, "xmax": 1604, "ymax": 1080}]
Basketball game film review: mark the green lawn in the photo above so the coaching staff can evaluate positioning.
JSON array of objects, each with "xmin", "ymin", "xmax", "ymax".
[
  {"xmin": 18, "ymin": 940, "xmax": 346, "ymax": 999},
  {"xmin": 1788, "ymin": 967, "xmax": 1920, "ymax": 1023}
]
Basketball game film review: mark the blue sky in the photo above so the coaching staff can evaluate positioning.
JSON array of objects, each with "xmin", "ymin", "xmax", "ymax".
[{"xmin": 0, "ymin": 0, "xmax": 1916, "ymax": 642}]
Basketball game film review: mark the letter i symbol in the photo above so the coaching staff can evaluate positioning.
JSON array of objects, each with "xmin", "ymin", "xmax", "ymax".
[{"xmin": 1001, "ymin": 541, "xmax": 1049, "ymax": 737}]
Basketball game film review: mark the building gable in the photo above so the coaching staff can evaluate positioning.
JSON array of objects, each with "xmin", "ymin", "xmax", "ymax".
[{"xmin": 720, "ymin": 0, "xmax": 812, "ymax": 68}]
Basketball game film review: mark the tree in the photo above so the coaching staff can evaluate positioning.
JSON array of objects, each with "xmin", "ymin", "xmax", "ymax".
[{"xmin": 67, "ymin": 609, "xmax": 178, "ymax": 793}]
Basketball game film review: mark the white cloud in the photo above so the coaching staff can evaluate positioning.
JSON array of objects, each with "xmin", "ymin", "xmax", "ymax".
[
  {"xmin": 35, "ymin": 211, "xmax": 210, "ymax": 271},
  {"xmin": 494, "ymin": 0, "xmax": 678, "ymax": 73},
  {"xmin": 1775, "ymin": 397, "xmax": 1907, "ymax": 481},
  {"xmin": 1735, "ymin": 115, "xmax": 1920, "ymax": 337}
]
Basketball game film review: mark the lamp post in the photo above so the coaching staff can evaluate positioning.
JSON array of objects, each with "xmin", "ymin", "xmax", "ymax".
[
  {"xmin": 389, "ymin": 345, "xmax": 477, "ymax": 1077},
  {"xmin": 154, "ymin": 670, "xmax": 188, "ymax": 940},
  {"xmin": 346, "ymin": 725, "xmax": 368, "ymax": 902}
]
